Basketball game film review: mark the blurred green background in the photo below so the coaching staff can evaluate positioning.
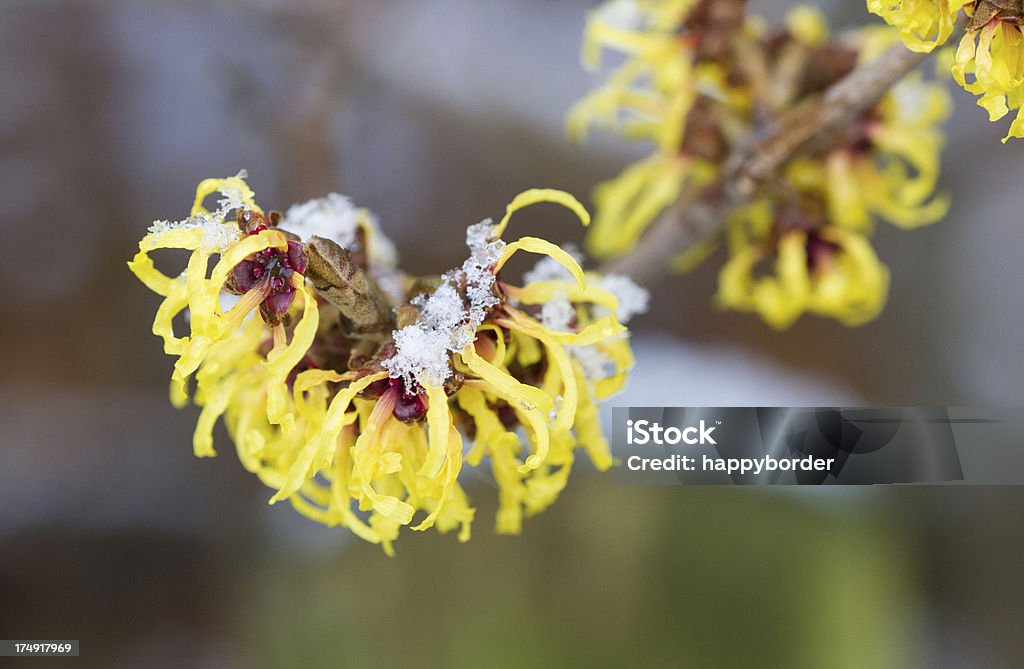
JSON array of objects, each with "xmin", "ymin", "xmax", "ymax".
[{"xmin": 1, "ymin": 1, "xmax": 1022, "ymax": 666}]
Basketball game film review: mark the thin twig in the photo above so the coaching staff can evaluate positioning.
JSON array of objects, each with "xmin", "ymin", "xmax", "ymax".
[{"xmin": 599, "ymin": 39, "xmax": 935, "ymax": 286}]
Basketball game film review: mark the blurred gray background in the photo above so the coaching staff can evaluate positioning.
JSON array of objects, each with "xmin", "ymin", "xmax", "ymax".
[{"xmin": 1, "ymin": 1, "xmax": 1022, "ymax": 667}]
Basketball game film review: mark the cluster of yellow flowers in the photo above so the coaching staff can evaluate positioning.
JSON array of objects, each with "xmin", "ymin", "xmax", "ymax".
[
  {"xmin": 129, "ymin": 175, "xmax": 643, "ymax": 553},
  {"xmin": 869, "ymin": 0, "xmax": 1024, "ymax": 141},
  {"xmin": 572, "ymin": 2, "xmax": 951, "ymax": 328},
  {"xmin": 567, "ymin": 0, "xmax": 736, "ymax": 259}
]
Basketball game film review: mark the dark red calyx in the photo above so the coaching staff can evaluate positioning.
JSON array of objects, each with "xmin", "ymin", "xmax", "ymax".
[
  {"xmin": 287, "ymin": 241, "xmax": 308, "ymax": 274},
  {"xmin": 390, "ymin": 378, "xmax": 429, "ymax": 424},
  {"xmin": 805, "ymin": 231, "xmax": 841, "ymax": 274},
  {"xmin": 393, "ymin": 391, "xmax": 429, "ymax": 424},
  {"xmin": 225, "ymin": 212, "xmax": 310, "ymax": 326},
  {"xmin": 255, "ymin": 247, "xmax": 296, "ymax": 325},
  {"xmin": 228, "ymin": 260, "xmax": 261, "ymax": 294},
  {"xmin": 261, "ymin": 289, "xmax": 297, "ymax": 323},
  {"xmin": 354, "ymin": 376, "xmax": 430, "ymax": 424}
]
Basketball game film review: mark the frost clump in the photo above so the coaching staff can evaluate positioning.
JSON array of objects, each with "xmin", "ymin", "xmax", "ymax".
[
  {"xmin": 570, "ymin": 344, "xmax": 619, "ymax": 382},
  {"xmin": 536, "ymin": 290, "xmax": 618, "ymax": 386},
  {"xmin": 148, "ymin": 214, "xmax": 241, "ymax": 253},
  {"xmin": 541, "ymin": 298, "xmax": 576, "ymax": 332},
  {"xmin": 148, "ymin": 171, "xmax": 251, "ymax": 253},
  {"xmin": 281, "ymin": 194, "xmax": 359, "ymax": 249},
  {"xmin": 282, "ymin": 193, "xmax": 398, "ymax": 270},
  {"xmin": 596, "ymin": 273, "xmax": 649, "ymax": 323},
  {"xmin": 383, "ymin": 220, "xmax": 505, "ymax": 388},
  {"xmin": 215, "ymin": 169, "xmax": 251, "ymax": 213},
  {"xmin": 522, "ymin": 250, "xmax": 648, "ymax": 387},
  {"xmin": 522, "ymin": 248, "xmax": 649, "ymax": 325}
]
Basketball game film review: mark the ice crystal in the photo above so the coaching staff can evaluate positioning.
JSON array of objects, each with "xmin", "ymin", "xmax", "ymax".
[
  {"xmin": 596, "ymin": 273, "xmax": 649, "ymax": 323},
  {"xmin": 383, "ymin": 220, "xmax": 505, "ymax": 387},
  {"xmin": 519, "ymin": 255, "xmax": 645, "ymax": 386},
  {"xmin": 523, "ymin": 251, "xmax": 648, "ymax": 324},
  {"xmin": 281, "ymin": 193, "xmax": 398, "ymax": 270},
  {"xmin": 281, "ymin": 193, "xmax": 360, "ymax": 251},
  {"xmin": 570, "ymin": 344, "xmax": 617, "ymax": 382},
  {"xmin": 541, "ymin": 297, "xmax": 576, "ymax": 332},
  {"xmin": 216, "ymin": 169, "xmax": 250, "ymax": 213},
  {"xmin": 148, "ymin": 212, "xmax": 241, "ymax": 253},
  {"xmin": 147, "ymin": 172, "xmax": 253, "ymax": 253}
]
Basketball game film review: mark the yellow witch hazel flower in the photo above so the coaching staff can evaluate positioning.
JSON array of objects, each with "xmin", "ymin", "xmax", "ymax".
[
  {"xmin": 717, "ymin": 196, "xmax": 890, "ymax": 330},
  {"xmin": 715, "ymin": 34, "xmax": 946, "ymax": 330},
  {"xmin": 870, "ymin": 0, "xmax": 1024, "ymax": 140},
  {"xmin": 126, "ymin": 170, "xmax": 318, "ymax": 423},
  {"xmin": 866, "ymin": 0, "xmax": 962, "ymax": 52},
  {"xmin": 129, "ymin": 175, "xmax": 644, "ymax": 554},
  {"xmin": 712, "ymin": 15, "xmax": 949, "ymax": 328},
  {"xmin": 569, "ymin": 0, "xmax": 703, "ymax": 150},
  {"xmin": 812, "ymin": 31, "xmax": 953, "ymax": 232},
  {"xmin": 954, "ymin": 1, "xmax": 1024, "ymax": 140},
  {"xmin": 567, "ymin": 0, "xmax": 739, "ymax": 259},
  {"xmin": 569, "ymin": 5, "xmax": 950, "ymax": 329}
]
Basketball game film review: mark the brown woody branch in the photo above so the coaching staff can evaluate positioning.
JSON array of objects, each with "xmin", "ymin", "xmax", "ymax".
[{"xmin": 599, "ymin": 38, "xmax": 935, "ymax": 286}]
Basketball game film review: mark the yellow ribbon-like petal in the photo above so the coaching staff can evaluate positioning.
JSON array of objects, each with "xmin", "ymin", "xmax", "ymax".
[
  {"xmin": 495, "ymin": 237, "xmax": 587, "ymax": 291},
  {"xmin": 492, "ymin": 188, "xmax": 590, "ymax": 238}
]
